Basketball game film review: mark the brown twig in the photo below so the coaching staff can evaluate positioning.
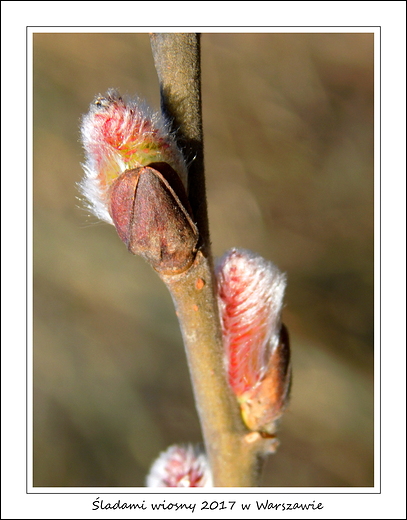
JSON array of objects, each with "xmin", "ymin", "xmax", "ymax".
[
  {"xmin": 149, "ymin": 33, "xmax": 209, "ymax": 252},
  {"xmin": 150, "ymin": 33, "xmax": 269, "ymax": 487}
]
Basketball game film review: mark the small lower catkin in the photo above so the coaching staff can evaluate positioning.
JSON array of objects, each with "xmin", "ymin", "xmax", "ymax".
[
  {"xmin": 146, "ymin": 444, "xmax": 212, "ymax": 487},
  {"xmin": 216, "ymin": 248, "xmax": 291, "ymax": 435}
]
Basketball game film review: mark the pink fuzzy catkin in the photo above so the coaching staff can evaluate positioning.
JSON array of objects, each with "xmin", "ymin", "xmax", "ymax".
[
  {"xmin": 80, "ymin": 89, "xmax": 188, "ymax": 224},
  {"xmin": 146, "ymin": 445, "xmax": 212, "ymax": 487},
  {"xmin": 216, "ymin": 249, "xmax": 287, "ymax": 401}
]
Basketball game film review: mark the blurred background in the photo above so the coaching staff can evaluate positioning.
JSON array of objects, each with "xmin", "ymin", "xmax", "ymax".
[{"xmin": 33, "ymin": 32, "xmax": 374, "ymax": 487}]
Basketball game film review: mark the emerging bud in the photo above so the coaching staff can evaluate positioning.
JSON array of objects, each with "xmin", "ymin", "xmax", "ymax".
[
  {"xmin": 79, "ymin": 89, "xmax": 188, "ymax": 224},
  {"xmin": 216, "ymin": 248, "xmax": 291, "ymax": 435},
  {"xmin": 79, "ymin": 90, "xmax": 198, "ymax": 273},
  {"xmin": 146, "ymin": 444, "xmax": 212, "ymax": 488}
]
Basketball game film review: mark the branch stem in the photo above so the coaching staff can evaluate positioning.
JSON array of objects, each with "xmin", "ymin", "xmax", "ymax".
[
  {"xmin": 160, "ymin": 252, "xmax": 263, "ymax": 487},
  {"xmin": 149, "ymin": 33, "xmax": 209, "ymax": 251},
  {"xmin": 150, "ymin": 33, "xmax": 266, "ymax": 487}
]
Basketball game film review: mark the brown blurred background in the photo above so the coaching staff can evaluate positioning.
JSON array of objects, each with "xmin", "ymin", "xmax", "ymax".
[{"xmin": 33, "ymin": 32, "xmax": 374, "ymax": 487}]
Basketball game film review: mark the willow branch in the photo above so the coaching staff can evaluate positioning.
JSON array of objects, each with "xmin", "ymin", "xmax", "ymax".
[
  {"xmin": 150, "ymin": 33, "xmax": 268, "ymax": 487},
  {"xmin": 149, "ymin": 33, "xmax": 209, "ymax": 252}
]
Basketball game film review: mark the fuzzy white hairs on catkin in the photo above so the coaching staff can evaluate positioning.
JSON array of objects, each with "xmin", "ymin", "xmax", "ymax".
[
  {"xmin": 216, "ymin": 248, "xmax": 287, "ymax": 396},
  {"xmin": 79, "ymin": 89, "xmax": 188, "ymax": 224},
  {"xmin": 146, "ymin": 444, "xmax": 212, "ymax": 488}
]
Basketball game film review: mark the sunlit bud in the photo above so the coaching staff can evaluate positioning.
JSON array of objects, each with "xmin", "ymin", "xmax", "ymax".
[
  {"xmin": 216, "ymin": 248, "xmax": 291, "ymax": 434},
  {"xmin": 79, "ymin": 89, "xmax": 188, "ymax": 224},
  {"xmin": 146, "ymin": 444, "xmax": 212, "ymax": 487}
]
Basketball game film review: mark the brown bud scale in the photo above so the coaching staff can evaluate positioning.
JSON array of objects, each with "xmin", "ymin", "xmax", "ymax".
[
  {"xmin": 240, "ymin": 324, "xmax": 291, "ymax": 434},
  {"xmin": 109, "ymin": 162, "xmax": 199, "ymax": 275}
]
